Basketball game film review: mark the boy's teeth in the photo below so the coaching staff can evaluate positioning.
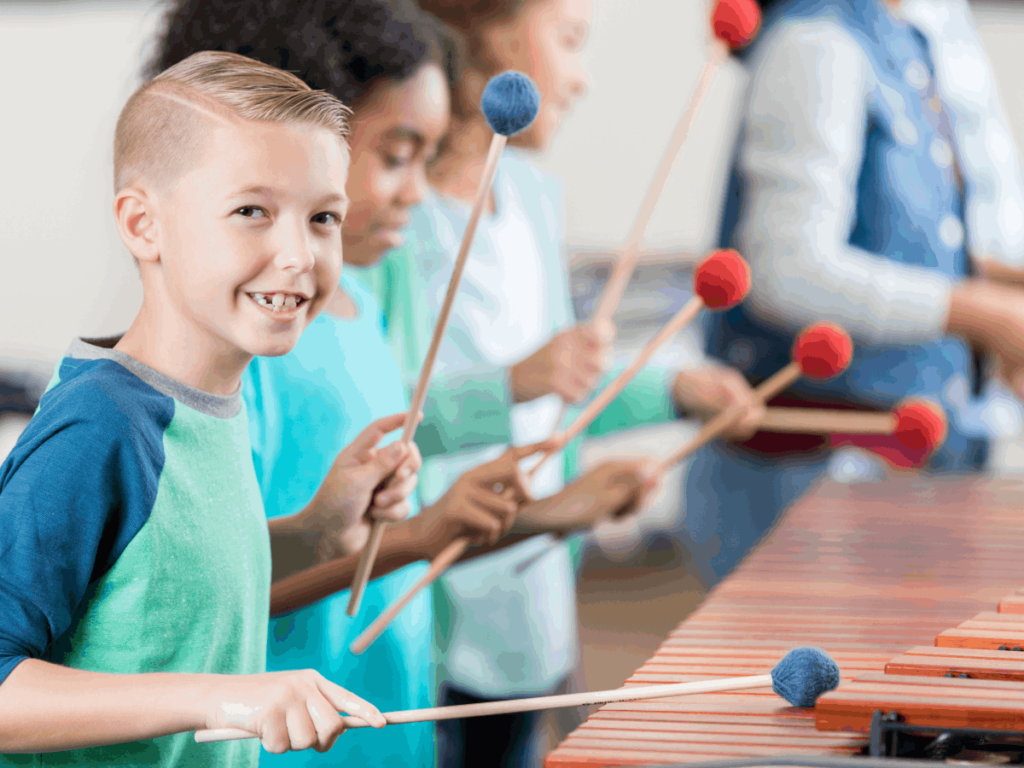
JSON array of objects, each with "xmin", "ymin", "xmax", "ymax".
[{"xmin": 250, "ymin": 292, "xmax": 302, "ymax": 311}]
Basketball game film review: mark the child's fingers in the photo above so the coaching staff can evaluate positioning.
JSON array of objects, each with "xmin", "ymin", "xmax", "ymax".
[
  {"xmin": 461, "ymin": 503, "xmax": 504, "ymax": 544},
  {"xmin": 358, "ymin": 442, "xmax": 409, "ymax": 487},
  {"xmin": 344, "ymin": 414, "xmax": 409, "ymax": 459},
  {"xmin": 318, "ymin": 680, "xmax": 387, "ymax": 729},
  {"xmin": 259, "ymin": 711, "xmax": 291, "ymax": 755},
  {"xmin": 471, "ymin": 490, "xmax": 520, "ymax": 532},
  {"xmin": 284, "ymin": 706, "xmax": 319, "ymax": 752},
  {"xmin": 371, "ymin": 500, "xmax": 411, "ymax": 523},
  {"xmin": 306, "ymin": 696, "xmax": 347, "ymax": 753},
  {"xmin": 374, "ymin": 471, "xmax": 418, "ymax": 507}
]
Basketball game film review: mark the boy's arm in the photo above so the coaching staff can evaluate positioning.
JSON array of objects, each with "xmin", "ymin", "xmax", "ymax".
[
  {"xmin": 0, "ymin": 658, "xmax": 385, "ymax": 754},
  {"xmin": 0, "ymin": 400, "xmax": 385, "ymax": 753}
]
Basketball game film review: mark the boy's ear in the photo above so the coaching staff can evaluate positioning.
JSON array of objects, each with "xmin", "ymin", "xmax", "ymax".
[{"xmin": 113, "ymin": 187, "xmax": 161, "ymax": 264}]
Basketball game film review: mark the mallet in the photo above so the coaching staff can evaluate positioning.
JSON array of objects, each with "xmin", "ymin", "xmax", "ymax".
[
  {"xmin": 347, "ymin": 251, "xmax": 750, "ymax": 654},
  {"xmin": 194, "ymin": 646, "xmax": 840, "ymax": 744},
  {"xmin": 346, "ymin": 71, "xmax": 541, "ymax": 617},
  {"xmin": 757, "ymin": 399, "xmax": 948, "ymax": 454},
  {"xmin": 591, "ymin": 0, "xmax": 762, "ymax": 326},
  {"xmin": 655, "ymin": 324, "xmax": 854, "ymax": 472}
]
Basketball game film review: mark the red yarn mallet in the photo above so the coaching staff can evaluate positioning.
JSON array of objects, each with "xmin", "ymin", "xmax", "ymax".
[
  {"xmin": 893, "ymin": 400, "xmax": 948, "ymax": 451},
  {"xmin": 713, "ymin": 0, "xmax": 762, "ymax": 49},
  {"xmin": 557, "ymin": 249, "xmax": 749, "ymax": 448},
  {"xmin": 656, "ymin": 323, "xmax": 854, "ymax": 471},
  {"xmin": 590, "ymin": 0, "xmax": 763, "ymax": 326},
  {"xmin": 828, "ymin": 398, "xmax": 949, "ymax": 469},
  {"xmin": 757, "ymin": 399, "xmax": 949, "ymax": 453},
  {"xmin": 347, "ymin": 251, "xmax": 752, "ymax": 655}
]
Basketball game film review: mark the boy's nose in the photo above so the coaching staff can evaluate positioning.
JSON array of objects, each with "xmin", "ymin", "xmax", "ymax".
[{"xmin": 277, "ymin": 226, "xmax": 317, "ymax": 273}]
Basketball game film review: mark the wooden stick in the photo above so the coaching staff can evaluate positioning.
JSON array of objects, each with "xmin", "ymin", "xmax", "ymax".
[
  {"xmin": 346, "ymin": 133, "xmax": 508, "ymax": 617},
  {"xmin": 559, "ymin": 296, "xmax": 704, "ymax": 448},
  {"xmin": 349, "ymin": 538, "xmax": 471, "ymax": 655},
  {"xmin": 655, "ymin": 361, "xmax": 802, "ymax": 473},
  {"xmin": 349, "ymin": 299, "xmax": 709, "ymax": 652},
  {"xmin": 758, "ymin": 408, "xmax": 896, "ymax": 435},
  {"xmin": 591, "ymin": 40, "xmax": 729, "ymax": 326},
  {"xmin": 195, "ymin": 673, "xmax": 773, "ymax": 743},
  {"xmin": 349, "ymin": 465, "xmax": 542, "ymax": 655}
]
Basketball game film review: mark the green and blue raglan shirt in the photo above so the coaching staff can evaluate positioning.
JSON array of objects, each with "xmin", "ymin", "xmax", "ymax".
[{"xmin": 0, "ymin": 338, "xmax": 271, "ymax": 768}]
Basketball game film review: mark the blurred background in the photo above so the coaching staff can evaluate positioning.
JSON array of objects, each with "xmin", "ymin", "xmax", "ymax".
[{"xmin": 3, "ymin": 0, "xmax": 1024, "ymax": 738}]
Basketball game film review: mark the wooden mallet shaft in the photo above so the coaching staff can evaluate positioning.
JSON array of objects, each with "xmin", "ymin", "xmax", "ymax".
[
  {"xmin": 346, "ymin": 134, "xmax": 508, "ymax": 617},
  {"xmin": 559, "ymin": 295, "xmax": 705, "ymax": 448},
  {"xmin": 592, "ymin": 40, "xmax": 730, "ymax": 326},
  {"xmin": 655, "ymin": 361, "xmax": 802, "ymax": 473},
  {"xmin": 195, "ymin": 673, "xmax": 773, "ymax": 743},
  {"xmin": 757, "ymin": 408, "xmax": 896, "ymax": 434}
]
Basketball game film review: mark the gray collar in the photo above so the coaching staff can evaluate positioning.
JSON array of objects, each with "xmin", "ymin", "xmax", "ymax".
[{"xmin": 67, "ymin": 336, "xmax": 241, "ymax": 419}]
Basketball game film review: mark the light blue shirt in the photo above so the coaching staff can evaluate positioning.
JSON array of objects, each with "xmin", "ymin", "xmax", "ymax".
[{"xmin": 242, "ymin": 273, "xmax": 433, "ymax": 768}]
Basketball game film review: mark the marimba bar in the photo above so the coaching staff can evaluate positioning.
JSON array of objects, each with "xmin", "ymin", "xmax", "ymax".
[{"xmin": 545, "ymin": 478, "xmax": 1024, "ymax": 766}]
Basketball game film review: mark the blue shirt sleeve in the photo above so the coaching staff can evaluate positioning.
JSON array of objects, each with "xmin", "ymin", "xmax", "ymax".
[{"xmin": 0, "ymin": 364, "xmax": 168, "ymax": 686}]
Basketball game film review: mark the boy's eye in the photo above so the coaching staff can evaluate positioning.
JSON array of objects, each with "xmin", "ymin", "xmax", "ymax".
[
  {"xmin": 312, "ymin": 212, "xmax": 342, "ymax": 226},
  {"xmin": 236, "ymin": 206, "xmax": 267, "ymax": 219}
]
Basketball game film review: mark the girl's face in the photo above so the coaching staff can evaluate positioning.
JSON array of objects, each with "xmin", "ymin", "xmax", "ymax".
[
  {"xmin": 342, "ymin": 62, "xmax": 450, "ymax": 266},
  {"xmin": 481, "ymin": 0, "xmax": 591, "ymax": 151}
]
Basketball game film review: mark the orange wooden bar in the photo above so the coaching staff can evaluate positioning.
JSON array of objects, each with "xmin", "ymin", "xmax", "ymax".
[{"xmin": 545, "ymin": 477, "xmax": 1024, "ymax": 767}]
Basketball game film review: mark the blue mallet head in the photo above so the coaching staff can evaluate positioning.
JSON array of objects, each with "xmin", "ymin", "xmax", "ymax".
[
  {"xmin": 481, "ymin": 71, "xmax": 541, "ymax": 137},
  {"xmin": 770, "ymin": 647, "xmax": 840, "ymax": 707}
]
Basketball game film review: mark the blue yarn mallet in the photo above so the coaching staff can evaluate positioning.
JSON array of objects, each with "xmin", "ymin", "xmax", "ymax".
[
  {"xmin": 346, "ymin": 72, "xmax": 541, "ymax": 619},
  {"xmin": 196, "ymin": 647, "xmax": 840, "ymax": 743},
  {"xmin": 481, "ymin": 71, "xmax": 541, "ymax": 136}
]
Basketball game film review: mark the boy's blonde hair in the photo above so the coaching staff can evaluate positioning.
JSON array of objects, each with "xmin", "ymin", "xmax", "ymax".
[{"xmin": 114, "ymin": 50, "xmax": 351, "ymax": 193}]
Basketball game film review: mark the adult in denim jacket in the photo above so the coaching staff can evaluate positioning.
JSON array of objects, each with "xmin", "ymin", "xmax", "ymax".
[{"xmin": 684, "ymin": 0, "xmax": 1024, "ymax": 585}]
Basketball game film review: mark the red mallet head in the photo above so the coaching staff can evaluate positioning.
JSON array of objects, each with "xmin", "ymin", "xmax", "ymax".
[
  {"xmin": 792, "ymin": 324, "xmax": 854, "ymax": 379},
  {"xmin": 713, "ymin": 0, "xmax": 762, "ymax": 49},
  {"xmin": 694, "ymin": 249, "xmax": 751, "ymax": 309},
  {"xmin": 893, "ymin": 400, "xmax": 948, "ymax": 452}
]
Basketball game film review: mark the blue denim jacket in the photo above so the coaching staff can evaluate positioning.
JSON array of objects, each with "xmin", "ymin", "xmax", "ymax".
[{"xmin": 710, "ymin": 0, "xmax": 1000, "ymax": 469}]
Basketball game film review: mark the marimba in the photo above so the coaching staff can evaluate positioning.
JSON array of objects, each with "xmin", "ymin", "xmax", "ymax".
[{"xmin": 545, "ymin": 476, "xmax": 1024, "ymax": 766}]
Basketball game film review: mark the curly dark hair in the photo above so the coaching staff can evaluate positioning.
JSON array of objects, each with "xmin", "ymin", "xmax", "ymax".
[{"xmin": 147, "ymin": 0, "xmax": 458, "ymax": 108}]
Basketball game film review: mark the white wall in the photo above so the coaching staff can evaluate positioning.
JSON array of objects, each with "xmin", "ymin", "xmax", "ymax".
[{"xmin": 3, "ymin": 0, "xmax": 1024, "ymax": 366}]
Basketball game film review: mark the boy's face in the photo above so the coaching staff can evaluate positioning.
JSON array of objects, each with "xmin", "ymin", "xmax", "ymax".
[{"xmin": 156, "ymin": 120, "xmax": 349, "ymax": 358}]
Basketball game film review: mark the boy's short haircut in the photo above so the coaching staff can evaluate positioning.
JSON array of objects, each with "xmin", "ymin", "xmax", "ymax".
[{"xmin": 114, "ymin": 50, "xmax": 351, "ymax": 193}]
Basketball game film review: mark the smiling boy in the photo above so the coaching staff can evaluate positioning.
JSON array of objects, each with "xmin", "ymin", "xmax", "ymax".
[{"xmin": 0, "ymin": 51, "xmax": 406, "ymax": 766}]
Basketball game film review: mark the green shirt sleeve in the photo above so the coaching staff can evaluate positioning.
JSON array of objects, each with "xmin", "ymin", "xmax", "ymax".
[{"xmin": 582, "ymin": 364, "xmax": 678, "ymax": 438}]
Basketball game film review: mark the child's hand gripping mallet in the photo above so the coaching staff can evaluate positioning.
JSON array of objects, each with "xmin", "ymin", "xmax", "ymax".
[
  {"xmin": 655, "ymin": 324, "xmax": 855, "ymax": 473},
  {"xmin": 195, "ymin": 646, "xmax": 839, "ymax": 743},
  {"xmin": 347, "ymin": 250, "xmax": 751, "ymax": 654},
  {"xmin": 345, "ymin": 71, "xmax": 541, "ymax": 617},
  {"xmin": 590, "ymin": 0, "xmax": 762, "ymax": 327}
]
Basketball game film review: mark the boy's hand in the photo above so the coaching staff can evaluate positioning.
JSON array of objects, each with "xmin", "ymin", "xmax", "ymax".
[
  {"xmin": 410, "ymin": 442, "xmax": 552, "ymax": 556},
  {"xmin": 672, "ymin": 363, "xmax": 766, "ymax": 440},
  {"xmin": 305, "ymin": 413, "xmax": 420, "ymax": 559},
  {"xmin": 509, "ymin": 320, "xmax": 615, "ymax": 404},
  {"xmin": 515, "ymin": 459, "xmax": 660, "ymax": 532},
  {"xmin": 206, "ymin": 669, "xmax": 386, "ymax": 754}
]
